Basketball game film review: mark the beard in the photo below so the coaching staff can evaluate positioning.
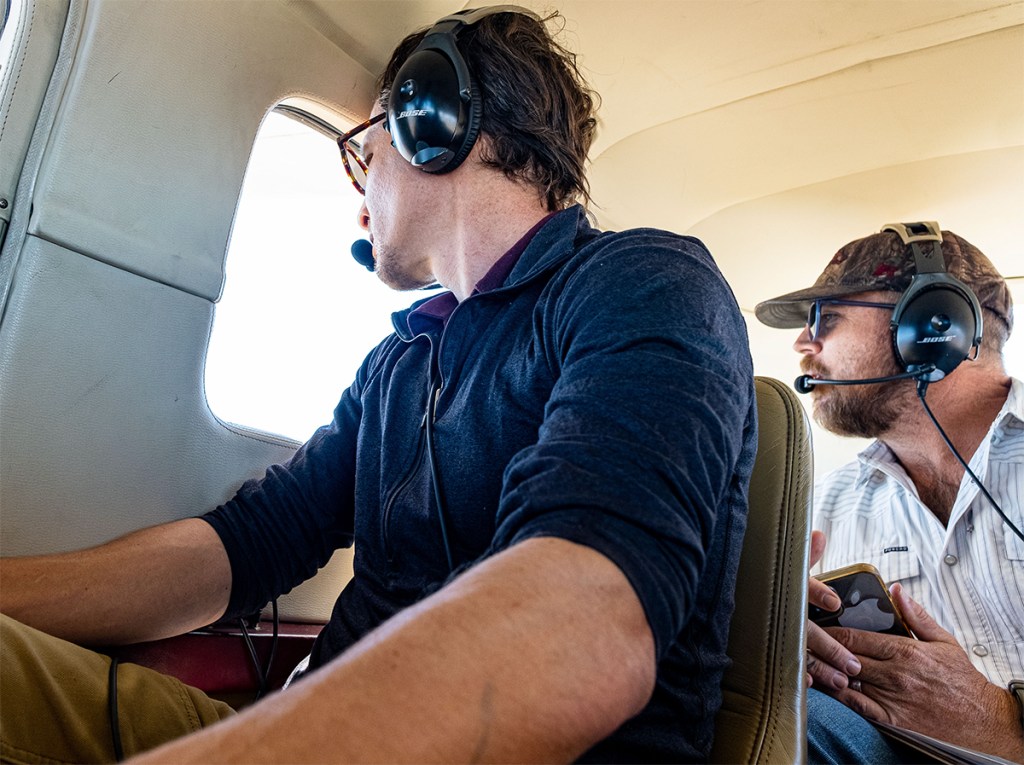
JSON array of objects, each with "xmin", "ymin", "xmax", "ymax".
[{"xmin": 802, "ymin": 348, "xmax": 916, "ymax": 439}]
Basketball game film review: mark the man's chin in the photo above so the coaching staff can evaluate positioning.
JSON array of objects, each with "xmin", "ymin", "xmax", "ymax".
[
  {"xmin": 374, "ymin": 257, "xmax": 436, "ymax": 293},
  {"xmin": 807, "ymin": 384, "xmax": 830, "ymax": 411},
  {"xmin": 813, "ymin": 398, "xmax": 891, "ymax": 440}
]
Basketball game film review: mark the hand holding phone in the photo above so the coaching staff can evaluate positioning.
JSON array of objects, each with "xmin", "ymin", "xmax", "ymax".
[{"xmin": 808, "ymin": 563, "xmax": 913, "ymax": 638}]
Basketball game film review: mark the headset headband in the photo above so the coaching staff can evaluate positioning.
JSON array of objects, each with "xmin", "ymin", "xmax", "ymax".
[
  {"xmin": 410, "ymin": 5, "xmax": 543, "ymax": 113},
  {"xmin": 881, "ymin": 221, "xmax": 944, "ymax": 275},
  {"xmin": 436, "ymin": 5, "xmax": 541, "ymax": 30}
]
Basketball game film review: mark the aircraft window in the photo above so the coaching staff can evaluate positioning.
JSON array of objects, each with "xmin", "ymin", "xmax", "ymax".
[
  {"xmin": 1, "ymin": 1, "xmax": 17, "ymax": 52},
  {"xmin": 206, "ymin": 110, "xmax": 414, "ymax": 441}
]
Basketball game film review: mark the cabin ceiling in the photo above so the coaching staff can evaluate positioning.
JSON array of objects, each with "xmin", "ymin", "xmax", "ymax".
[{"xmin": 290, "ymin": 0, "xmax": 1024, "ymax": 308}]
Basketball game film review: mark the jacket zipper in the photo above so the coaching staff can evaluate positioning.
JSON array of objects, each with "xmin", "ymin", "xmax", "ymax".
[
  {"xmin": 380, "ymin": 335, "xmax": 443, "ymax": 567},
  {"xmin": 380, "ymin": 417, "xmax": 427, "ymax": 566}
]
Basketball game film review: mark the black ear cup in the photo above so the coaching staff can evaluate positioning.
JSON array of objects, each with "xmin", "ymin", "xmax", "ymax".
[
  {"xmin": 891, "ymin": 278, "xmax": 979, "ymax": 378},
  {"xmin": 446, "ymin": 85, "xmax": 483, "ymax": 170},
  {"xmin": 386, "ymin": 10, "xmax": 494, "ymax": 175},
  {"xmin": 388, "ymin": 46, "xmax": 480, "ymax": 173},
  {"xmin": 881, "ymin": 222, "xmax": 984, "ymax": 382}
]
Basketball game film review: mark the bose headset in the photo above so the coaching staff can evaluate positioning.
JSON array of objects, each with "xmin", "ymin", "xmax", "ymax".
[
  {"xmin": 386, "ymin": 5, "xmax": 539, "ymax": 174},
  {"xmin": 883, "ymin": 221, "xmax": 983, "ymax": 382}
]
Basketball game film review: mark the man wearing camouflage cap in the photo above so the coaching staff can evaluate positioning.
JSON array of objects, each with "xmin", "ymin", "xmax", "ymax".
[{"xmin": 756, "ymin": 224, "xmax": 1023, "ymax": 763}]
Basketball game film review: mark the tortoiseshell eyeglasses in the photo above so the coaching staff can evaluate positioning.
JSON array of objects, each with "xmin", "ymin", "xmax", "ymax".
[{"xmin": 337, "ymin": 113, "xmax": 387, "ymax": 195}]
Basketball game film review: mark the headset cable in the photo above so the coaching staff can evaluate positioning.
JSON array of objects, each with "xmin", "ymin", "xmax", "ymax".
[{"xmin": 917, "ymin": 381, "xmax": 1023, "ymax": 541}]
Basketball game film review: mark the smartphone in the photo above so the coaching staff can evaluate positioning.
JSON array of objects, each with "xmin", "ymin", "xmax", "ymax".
[{"xmin": 808, "ymin": 563, "xmax": 913, "ymax": 637}]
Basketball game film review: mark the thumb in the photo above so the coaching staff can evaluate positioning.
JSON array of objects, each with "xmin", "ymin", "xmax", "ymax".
[{"xmin": 890, "ymin": 582, "xmax": 955, "ymax": 643}]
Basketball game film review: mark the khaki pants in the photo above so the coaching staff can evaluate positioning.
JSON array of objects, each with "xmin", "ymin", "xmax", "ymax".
[{"xmin": 0, "ymin": 614, "xmax": 234, "ymax": 764}]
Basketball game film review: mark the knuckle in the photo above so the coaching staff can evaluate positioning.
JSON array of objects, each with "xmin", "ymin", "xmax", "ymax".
[
  {"xmin": 820, "ymin": 636, "xmax": 852, "ymax": 664},
  {"xmin": 892, "ymin": 640, "xmax": 918, "ymax": 661},
  {"xmin": 806, "ymin": 655, "xmax": 829, "ymax": 681},
  {"xmin": 826, "ymin": 626, "xmax": 853, "ymax": 644}
]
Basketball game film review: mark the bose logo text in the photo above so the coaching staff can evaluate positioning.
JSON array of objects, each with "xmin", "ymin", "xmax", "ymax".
[
  {"xmin": 398, "ymin": 109, "xmax": 428, "ymax": 119},
  {"xmin": 917, "ymin": 336, "xmax": 955, "ymax": 344}
]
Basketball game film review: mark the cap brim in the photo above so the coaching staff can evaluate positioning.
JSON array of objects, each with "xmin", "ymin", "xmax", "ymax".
[{"xmin": 754, "ymin": 284, "xmax": 881, "ymax": 328}]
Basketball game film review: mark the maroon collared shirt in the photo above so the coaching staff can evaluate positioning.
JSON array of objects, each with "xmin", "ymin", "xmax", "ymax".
[{"xmin": 405, "ymin": 213, "xmax": 555, "ymax": 335}]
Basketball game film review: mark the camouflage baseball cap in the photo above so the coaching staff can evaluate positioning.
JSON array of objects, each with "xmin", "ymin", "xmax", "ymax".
[{"xmin": 754, "ymin": 225, "xmax": 1013, "ymax": 335}]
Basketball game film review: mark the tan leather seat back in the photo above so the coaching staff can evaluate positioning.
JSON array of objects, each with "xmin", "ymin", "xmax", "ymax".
[{"xmin": 712, "ymin": 376, "xmax": 813, "ymax": 764}]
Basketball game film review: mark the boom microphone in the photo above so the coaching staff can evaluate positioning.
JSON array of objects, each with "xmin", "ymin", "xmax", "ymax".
[
  {"xmin": 351, "ymin": 239, "xmax": 375, "ymax": 271},
  {"xmin": 794, "ymin": 365, "xmax": 936, "ymax": 394}
]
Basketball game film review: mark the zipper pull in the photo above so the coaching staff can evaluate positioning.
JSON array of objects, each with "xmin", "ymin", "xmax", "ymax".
[
  {"xmin": 432, "ymin": 384, "xmax": 442, "ymax": 423},
  {"xmin": 422, "ymin": 382, "xmax": 443, "ymax": 427}
]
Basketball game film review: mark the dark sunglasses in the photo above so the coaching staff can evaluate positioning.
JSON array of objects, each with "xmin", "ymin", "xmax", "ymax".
[
  {"xmin": 337, "ymin": 113, "xmax": 387, "ymax": 195},
  {"xmin": 806, "ymin": 298, "xmax": 895, "ymax": 341}
]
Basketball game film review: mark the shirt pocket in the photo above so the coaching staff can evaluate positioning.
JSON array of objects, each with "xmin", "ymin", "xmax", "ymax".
[{"xmin": 868, "ymin": 550, "xmax": 921, "ymax": 588}]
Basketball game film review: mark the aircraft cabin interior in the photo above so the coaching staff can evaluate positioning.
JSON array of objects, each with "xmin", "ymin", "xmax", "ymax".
[{"xmin": 0, "ymin": 0, "xmax": 1021, "ymax": 761}]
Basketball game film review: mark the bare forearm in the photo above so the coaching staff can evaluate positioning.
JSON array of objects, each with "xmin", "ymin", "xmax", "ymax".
[
  {"xmin": 0, "ymin": 518, "xmax": 231, "ymax": 645},
  {"xmin": 136, "ymin": 537, "xmax": 656, "ymax": 764}
]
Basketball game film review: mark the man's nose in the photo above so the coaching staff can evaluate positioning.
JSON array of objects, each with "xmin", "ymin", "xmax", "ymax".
[
  {"xmin": 793, "ymin": 325, "xmax": 820, "ymax": 355},
  {"xmin": 357, "ymin": 201, "xmax": 370, "ymax": 232}
]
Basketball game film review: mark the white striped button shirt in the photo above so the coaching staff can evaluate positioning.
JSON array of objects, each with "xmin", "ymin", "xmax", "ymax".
[{"xmin": 812, "ymin": 377, "xmax": 1024, "ymax": 687}]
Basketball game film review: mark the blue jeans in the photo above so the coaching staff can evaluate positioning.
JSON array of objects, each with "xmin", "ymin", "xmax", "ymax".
[{"xmin": 808, "ymin": 689, "xmax": 930, "ymax": 764}]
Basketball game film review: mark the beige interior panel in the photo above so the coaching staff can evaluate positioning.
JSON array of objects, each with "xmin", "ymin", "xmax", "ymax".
[{"xmin": 588, "ymin": 25, "xmax": 1024, "ymax": 235}]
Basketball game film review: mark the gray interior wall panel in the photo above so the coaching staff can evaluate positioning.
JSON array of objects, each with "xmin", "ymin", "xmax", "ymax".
[
  {"xmin": 29, "ymin": 0, "xmax": 373, "ymax": 301},
  {"xmin": 0, "ymin": 0, "xmax": 366, "ymax": 621},
  {"xmin": 0, "ymin": 237, "xmax": 354, "ymax": 620},
  {"xmin": 0, "ymin": 237, "xmax": 296, "ymax": 551}
]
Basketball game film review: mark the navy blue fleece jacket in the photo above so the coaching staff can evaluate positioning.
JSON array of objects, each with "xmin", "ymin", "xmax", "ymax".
[{"xmin": 203, "ymin": 205, "xmax": 757, "ymax": 762}]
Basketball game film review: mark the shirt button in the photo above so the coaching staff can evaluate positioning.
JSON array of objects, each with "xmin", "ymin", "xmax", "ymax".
[
  {"xmin": 972, "ymin": 644, "xmax": 989, "ymax": 657},
  {"xmin": 944, "ymin": 554, "xmax": 958, "ymax": 566}
]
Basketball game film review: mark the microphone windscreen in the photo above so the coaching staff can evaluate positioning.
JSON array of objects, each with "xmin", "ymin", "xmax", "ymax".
[
  {"xmin": 794, "ymin": 375, "xmax": 815, "ymax": 394},
  {"xmin": 351, "ymin": 240, "xmax": 375, "ymax": 271}
]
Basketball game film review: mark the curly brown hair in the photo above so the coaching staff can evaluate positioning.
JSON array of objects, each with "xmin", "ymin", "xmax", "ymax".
[{"xmin": 378, "ymin": 10, "xmax": 598, "ymax": 211}]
